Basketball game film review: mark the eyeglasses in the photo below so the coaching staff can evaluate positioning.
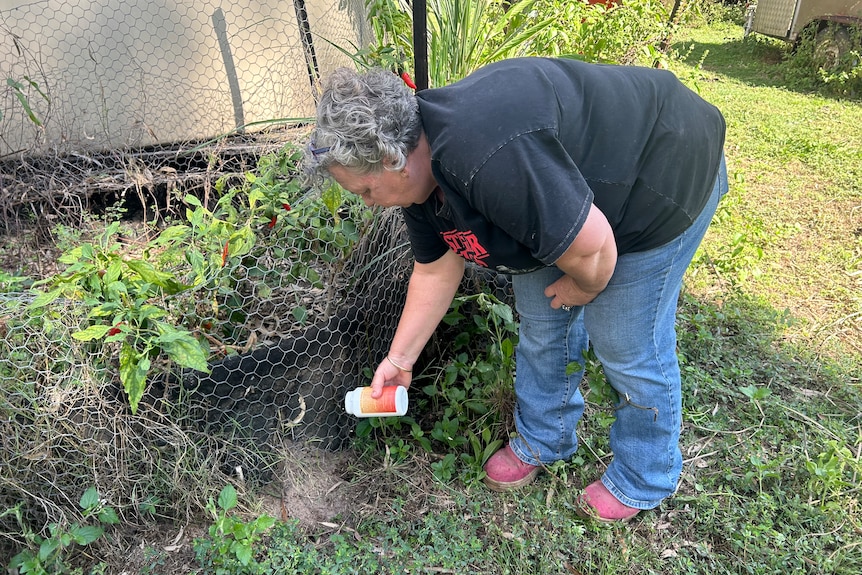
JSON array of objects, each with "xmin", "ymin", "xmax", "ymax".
[{"xmin": 308, "ymin": 142, "xmax": 331, "ymax": 157}]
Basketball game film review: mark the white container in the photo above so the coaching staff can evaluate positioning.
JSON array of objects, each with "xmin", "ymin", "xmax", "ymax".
[{"xmin": 344, "ymin": 386, "xmax": 408, "ymax": 417}]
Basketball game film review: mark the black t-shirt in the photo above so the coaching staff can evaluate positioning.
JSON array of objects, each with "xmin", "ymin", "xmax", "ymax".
[{"xmin": 403, "ymin": 57, "xmax": 726, "ymax": 274}]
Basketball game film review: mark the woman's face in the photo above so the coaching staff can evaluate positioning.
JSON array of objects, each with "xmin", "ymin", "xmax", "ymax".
[
  {"xmin": 327, "ymin": 134, "xmax": 437, "ymax": 209},
  {"xmin": 328, "ymin": 164, "xmax": 417, "ymax": 209}
]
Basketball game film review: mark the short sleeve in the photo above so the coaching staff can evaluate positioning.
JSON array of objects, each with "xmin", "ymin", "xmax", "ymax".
[
  {"xmin": 466, "ymin": 129, "xmax": 594, "ymax": 265},
  {"xmin": 401, "ymin": 206, "xmax": 450, "ymax": 264}
]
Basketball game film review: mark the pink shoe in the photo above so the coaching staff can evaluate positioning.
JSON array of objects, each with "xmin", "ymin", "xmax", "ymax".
[
  {"xmin": 483, "ymin": 445, "xmax": 541, "ymax": 492},
  {"xmin": 576, "ymin": 480, "xmax": 641, "ymax": 523}
]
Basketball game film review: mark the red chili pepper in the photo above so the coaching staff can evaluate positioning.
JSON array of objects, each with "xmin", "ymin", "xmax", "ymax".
[
  {"xmin": 282, "ymin": 203, "xmax": 291, "ymax": 211},
  {"xmin": 400, "ymin": 72, "xmax": 417, "ymax": 90},
  {"xmin": 221, "ymin": 240, "xmax": 229, "ymax": 267},
  {"xmin": 107, "ymin": 322, "xmax": 124, "ymax": 336},
  {"xmin": 268, "ymin": 215, "xmax": 277, "ymax": 228}
]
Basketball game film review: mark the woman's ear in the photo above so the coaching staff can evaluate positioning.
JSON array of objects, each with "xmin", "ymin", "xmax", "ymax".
[{"xmin": 382, "ymin": 156, "xmax": 404, "ymax": 174}]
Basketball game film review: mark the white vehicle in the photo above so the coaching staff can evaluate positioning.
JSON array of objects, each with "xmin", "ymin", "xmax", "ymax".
[{"xmin": 744, "ymin": 0, "xmax": 862, "ymax": 66}]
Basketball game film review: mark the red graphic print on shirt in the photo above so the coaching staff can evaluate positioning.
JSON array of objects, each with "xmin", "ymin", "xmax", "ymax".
[{"xmin": 441, "ymin": 230, "xmax": 489, "ymax": 267}]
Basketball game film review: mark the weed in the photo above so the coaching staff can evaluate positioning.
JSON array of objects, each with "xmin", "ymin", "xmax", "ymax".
[
  {"xmin": 353, "ymin": 290, "xmax": 516, "ymax": 486},
  {"xmin": 805, "ymin": 439, "xmax": 860, "ymax": 510},
  {"xmin": 3, "ymin": 76, "xmax": 49, "ymax": 126},
  {"xmin": 139, "ymin": 547, "xmax": 166, "ymax": 575},
  {"xmin": 5, "ymin": 487, "xmax": 118, "ymax": 575},
  {"xmin": 782, "ymin": 22, "xmax": 862, "ymax": 98},
  {"xmin": 192, "ymin": 484, "xmax": 276, "ymax": 574}
]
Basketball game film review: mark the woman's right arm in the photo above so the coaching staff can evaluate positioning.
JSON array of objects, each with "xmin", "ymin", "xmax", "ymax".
[{"xmin": 369, "ymin": 249, "xmax": 465, "ymax": 396}]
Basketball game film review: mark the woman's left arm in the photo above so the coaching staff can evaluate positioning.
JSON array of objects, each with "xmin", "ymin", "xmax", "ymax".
[{"xmin": 544, "ymin": 203, "xmax": 617, "ymax": 307}]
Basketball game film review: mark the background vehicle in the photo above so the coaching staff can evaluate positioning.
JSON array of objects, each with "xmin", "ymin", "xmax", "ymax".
[{"xmin": 744, "ymin": 0, "xmax": 862, "ymax": 67}]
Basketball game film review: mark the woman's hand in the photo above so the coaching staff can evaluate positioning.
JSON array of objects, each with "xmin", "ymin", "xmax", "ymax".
[
  {"xmin": 545, "ymin": 274, "xmax": 599, "ymax": 308},
  {"xmin": 369, "ymin": 357, "xmax": 413, "ymax": 398}
]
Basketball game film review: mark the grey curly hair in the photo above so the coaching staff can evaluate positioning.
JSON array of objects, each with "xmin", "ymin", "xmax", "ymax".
[{"xmin": 302, "ymin": 67, "xmax": 422, "ymax": 188}]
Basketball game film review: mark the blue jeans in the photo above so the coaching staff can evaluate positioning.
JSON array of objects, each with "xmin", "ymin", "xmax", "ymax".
[{"xmin": 509, "ymin": 157, "xmax": 728, "ymax": 509}]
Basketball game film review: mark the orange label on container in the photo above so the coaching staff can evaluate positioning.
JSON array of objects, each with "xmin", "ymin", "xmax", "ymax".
[{"xmin": 360, "ymin": 386, "xmax": 398, "ymax": 413}]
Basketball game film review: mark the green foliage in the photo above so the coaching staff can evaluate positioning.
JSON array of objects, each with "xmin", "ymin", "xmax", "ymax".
[
  {"xmin": 578, "ymin": 348, "xmax": 618, "ymax": 432},
  {"xmin": 0, "ymin": 269, "xmax": 31, "ymax": 293},
  {"xmin": 193, "ymin": 485, "xmax": 276, "ymax": 575},
  {"xmin": 353, "ymin": 291, "xmax": 516, "ymax": 485},
  {"xmin": 426, "ymin": 292, "xmax": 517, "ymax": 483},
  {"xmin": 3, "ymin": 76, "xmax": 50, "ymax": 126},
  {"xmin": 357, "ymin": 0, "xmax": 414, "ymax": 72},
  {"xmin": 532, "ymin": 0, "xmax": 671, "ymax": 65},
  {"xmin": 805, "ymin": 439, "xmax": 860, "ymax": 510},
  {"xmin": 352, "ymin": 0, "xmax": 672, "ymax": 89},
  {"xmin": 360, "ymin": 0, "xmax": 675, "ymax": 84},
  {"xmin": 5, "ymin": 487, "xmax": 118, "ymax": 575},
  {"xmin": 24, "ymin": 143, "xmax": 362, "ymax": 412},
  {"xmin": 423, "ymin": 0, "xmax": 555, "ymax": 87},
  {"xmin": 781, "ymin": 22, "xmax": 862, "ymax": 98},
  {"xmin": 27, "ymin": 217, "xmax": 218, "ymax": 413},
  {"xmin": 355, "ymin": 0, "xmax": 556, "ymax": 86},
  {"xmin": 202, "ymin": 507, "xmax": 497, "ymax": 574}
]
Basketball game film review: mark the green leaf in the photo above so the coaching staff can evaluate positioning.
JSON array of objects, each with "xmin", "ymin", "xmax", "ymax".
[
  {"xmin": 137, "ymin": 304, "xmax": 167, "ymax": 322},
  {"xmin": 217, "ymin": 484, "xmax": 238, "ymax": 512},
  {"xmin": 22, "ymin": 75, "xmax": 50, "ymax": 102},
  {"xmin": 247, "ymin": 187, "xmax": 264, "ymax": 209},
  {"xmin": 89, "ymin": 302, "xmax": 120, "ymax": 317},
  {"xmin": 491, "ymin": 302, "xmax": 514, "ymax": 324},
  {"xmin": 72, "ymin": 324, "xmax": 112, "ymax": 341},
  {"xmin": 186, "ymin": 249, "xmax": 206, "ymax": 278},
  {"xmin": 255, "ymin": 514, "xmax": 276, "ymax": 532},
  {"xmin": 500, "ymin": 338, "xmax": 514, "ymax": 359},
  {"xmin": 235, "ymin": 542, "xmax": 253, "ymax": 565},
  {"xmin": 155, "ymin": 323, "xmax": 209, "ymax": 372},
  {"xmin": 740, "ymin": 385, "xmax": 771, "ymax": 401},
  {"xmin": 8, "ymin": 78, "xmax": 42, "ymax": 126},
  {"xmin": 104, "ymin": 259, "xmax": 123, "ymax": 284},
  {"xmin": 119, "ymin": 343, "xmax": 149, "ymax": 413},
  {"xmin": 154, "ymin": 225, "xmax": 192, "ymax": 246},
  {"xmin": 188, "ymin": 207, "xmax": 204, "ymax": 228},
  {"xmin": 125, "ymin": 259, "xmax": 191, "ymax": 295},
  {"xmin": 79, "ymin": 486, "xmax": 100, "ymax": 510},
  {"xmin": 99, "ymin": 506, "xmax": 120, "ymax": 525},
  {"xmin": 228, "ymin": 226, "xmax": 256, "ymax": 259},
  {"xmin": 38, "ymin": 537, "xmax": 60, "ymax": 561},
  {"xmin": 104, "ymin": 280, "xmax": 128, "ymax": 300},
  {"xmin": 291, "ymin": 306, "xmax": 308, "ymax": 323},
  {"xmin": 69, "ymin": 525, "xmax": 104, "ymax": 545},
  {"xmin": 321, "ymin": 182, "xmax": 344, "ymax": 219},
  {"xmin": 28, "ymin": 287, "xmax": 63, "ymax": 309},
  {"xmin": 7, "ymin": 551, "xmax": 30, "ymax": 569},
  {"xmin": 57, "ymin": 245, "xmax": 85, "ymax": 265}
]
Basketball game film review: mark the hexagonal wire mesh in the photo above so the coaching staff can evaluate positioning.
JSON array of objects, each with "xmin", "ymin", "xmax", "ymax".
[
  {"xmin": 0, "ymin": 190, "xmax": 416, "ymax": 543},
  {"xmin": 0, "ymin": 0, "xmax": 372, "ymax": 153},
  {"xmin": 0, "ymin": 0, "xmax": 436, "ymax": 554}
]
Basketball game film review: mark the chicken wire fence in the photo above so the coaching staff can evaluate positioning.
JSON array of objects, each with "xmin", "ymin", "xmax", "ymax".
[
  {"xmin": 0, "ymin": 188, "xmax": 415, "ymax": 541},
  {"xmin": 0, "ymin": 0, "xmax": 371, "ymax": 155},
  {"xmin": 0, "ymin": 0, "xmax": 453, "ymax": 552}
]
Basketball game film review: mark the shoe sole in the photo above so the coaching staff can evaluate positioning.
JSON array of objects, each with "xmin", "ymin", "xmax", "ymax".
[
  {"xmin": 482, "ymin": 467, "xmax": 541, "ymax": 492},
  {"xmin": 574, "ymin": 501, "xmax": 640, "ymax": 523}
]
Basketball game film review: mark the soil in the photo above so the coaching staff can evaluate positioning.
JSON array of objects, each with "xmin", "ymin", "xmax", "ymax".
[{"xmin": 113, "ymin": 442, "xmax": 366, "ymax": 574}]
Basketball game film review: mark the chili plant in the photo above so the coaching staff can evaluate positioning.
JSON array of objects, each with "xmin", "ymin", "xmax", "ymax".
[{"xmin": 27, "ymin": 143, "xmax": 361, "ymax": 413}]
